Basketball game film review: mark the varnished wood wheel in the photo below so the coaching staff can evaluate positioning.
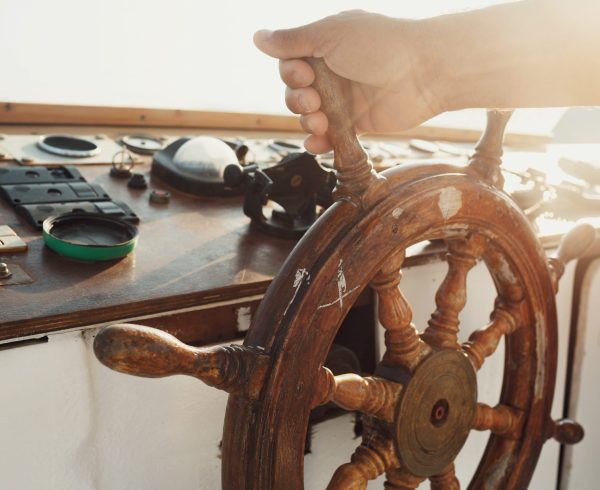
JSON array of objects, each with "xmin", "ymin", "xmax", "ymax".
[{"xmin": 93, "ymin": 60, "xmax": 591, "ymax": 489}]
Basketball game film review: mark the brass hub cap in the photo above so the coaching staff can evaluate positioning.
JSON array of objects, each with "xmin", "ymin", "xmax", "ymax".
[{"xmin": 394, "ymin": 349, "xmax": 477, "ymax": 477}]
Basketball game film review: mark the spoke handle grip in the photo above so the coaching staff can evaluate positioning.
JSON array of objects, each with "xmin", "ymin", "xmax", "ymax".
[
  {"xmin": 306, "ymin": 57, "xmax": 378, "ymax": 198},
  {"xmin": 94, "ymin": 323, "xmax": 210, "ymax": 378},
  {"xmin": 93, "ymin": 324, "xmax": 268, "ymax": 397},
  {"xmin": 554, "ymin": 223, "xmax": 595, "ymax": 266}
]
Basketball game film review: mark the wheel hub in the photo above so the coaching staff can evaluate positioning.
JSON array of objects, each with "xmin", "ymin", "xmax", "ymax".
[{"xmin": 394, "ymin": 349, "xmax": 477, "ymax": 477}]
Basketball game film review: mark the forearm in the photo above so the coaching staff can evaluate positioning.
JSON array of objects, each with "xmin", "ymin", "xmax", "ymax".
[{"xmin": 414, "ymin": 0, "xmax": 600, "ymax": 111}]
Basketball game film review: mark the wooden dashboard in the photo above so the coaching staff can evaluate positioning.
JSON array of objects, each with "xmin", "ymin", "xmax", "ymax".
[{"xmin": 0, "ymin": 102, "xmax": 594, "ymax": 347}]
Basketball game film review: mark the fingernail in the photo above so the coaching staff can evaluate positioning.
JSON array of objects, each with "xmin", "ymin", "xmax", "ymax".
[
  {"xmin": 301, "ymin": 115, "xmax": 314, "ymax": 133},
  {"xmin": 254, "ymin": 29, "xmax": 273, "ymax": 44},
  {"xmin": 298, "ymin": 94, "xmax": 311, "ymax": 113}
]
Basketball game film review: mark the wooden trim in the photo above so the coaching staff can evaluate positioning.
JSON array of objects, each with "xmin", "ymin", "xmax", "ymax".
[
  {"xmin": 0, "ymin": 102, "xmax": 301, "ymax": 132},
  {"xmin": 0, "ymin": 101, "xmax": 551, "ymax": 147},
  {"xmin": 0, "ymin": 282, "xmax": 271, "ymax": 343}
]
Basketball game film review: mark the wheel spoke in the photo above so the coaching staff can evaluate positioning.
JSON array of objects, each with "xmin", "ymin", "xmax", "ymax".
[
  {"xmin": 384, "ymin": 468, "xmax": 425, "ymax": 489},
  {"xmin": 326, "ymin": 432, "xmax": 398, "ymax": 490},
  {"xmin": 422, "ymin": 234, "xmax": 488, "ymax": 349},
  {"xmin": 472, "ymin": 403, "xmax": 524, "ymax": 440},
  {"xmin": 462, "ymin": 305, "xmax": 521, "ymax": 370},
  {"xmin": 371, "ymin": 251, "xmax": 431, "ymax": 371},
  {"xmin": 483, "ymin": 246, "xmax": 524, "ymax": 303},
  {"xmin": 430, "ymin": 463, "xmax": 460, "ymax": 490},
  {"xmin": 93, "ymin": 324, "xmax": 269, "ymax": 399},
  {"xmin": 312, "ymin": 367, "xmax": 402, "ymax": 422}
]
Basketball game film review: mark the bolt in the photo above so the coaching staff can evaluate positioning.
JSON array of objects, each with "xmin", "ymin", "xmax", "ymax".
[
  {"xmin": 290, "ymin": 174, "xmax": 303, "ymax": 188},
  {"xmin": 128, "ymin": 173, "xmax": 148, "ymax": 189},
  {"xmin": 430, "ymin": 398, "xmax": 450, "ymax": 427},
  {"xmin": 0, "ymin": 262, "xmax": 12, "ymax": 279},
  {"xmin": 149, "ymin": 189, "xmax": 171, "ymax": 204}
]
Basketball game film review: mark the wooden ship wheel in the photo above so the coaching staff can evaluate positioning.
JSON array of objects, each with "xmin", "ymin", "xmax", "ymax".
[{"xmin": 94, "ymin": 60, "xmax": 593, "ymax": 489}]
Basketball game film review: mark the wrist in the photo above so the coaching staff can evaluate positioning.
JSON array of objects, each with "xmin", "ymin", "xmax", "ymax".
[
  {"xmin": 403, "ymin": 18, "xmax": 454, "ymax": 117},
  {"xmin": 400, "ymin": 19, "xmax": 449, "ymax": 120},
  {"xmin": 412, "ymin": 1, "xmax": 538, "ymax": 112}
]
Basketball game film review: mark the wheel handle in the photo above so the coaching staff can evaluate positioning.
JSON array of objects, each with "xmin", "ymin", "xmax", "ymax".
[
  {"xmin": 94, "ymin": 324, "xmax": 268, "ymax": 399},
  {"xmin": 306, "ymin": 58, "xmax": 385, "ymax": 203},
  {"xmin": 468, "ymin": 109, "xmax": 514, "ymax": 188}
]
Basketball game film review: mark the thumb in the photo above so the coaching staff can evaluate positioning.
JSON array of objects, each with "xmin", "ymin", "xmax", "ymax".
[{"xmin": 254, "ymin": 22, "xmax": 330, "ymax": 59}]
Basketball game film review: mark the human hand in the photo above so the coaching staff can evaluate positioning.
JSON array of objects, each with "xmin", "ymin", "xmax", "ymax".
[{"xmin": 254, "ymin": 10, "xmax": 444, "ymax": 153}]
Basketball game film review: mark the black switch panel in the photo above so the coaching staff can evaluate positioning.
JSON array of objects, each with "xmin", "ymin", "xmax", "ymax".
[
  {"xmin": 0, "ymin": 165, "xmax": 140, "ymax": 231},
  {"xmin": 17, "ymin": 201, "xmax": 139, "ymax": 229},
  {"xmin": 0, "ymin": 182, "xmax": 109, "ymax": 205},
  {"xmin": 0, "ymin": 166, "xmax": 84, "ymax": 185}
]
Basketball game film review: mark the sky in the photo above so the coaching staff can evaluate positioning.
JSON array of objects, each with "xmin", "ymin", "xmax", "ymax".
[{"xmin": 0, "ymin": 0, "xmax": 564, "ymax": 133}]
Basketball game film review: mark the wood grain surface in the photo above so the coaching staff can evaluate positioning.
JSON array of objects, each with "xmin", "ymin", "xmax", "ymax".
[
  {"xmin": 0, "ymin": 162, "xmax": 295, "ymax": 340},
  {"xmin": 0, "ymin": 156, "xmax": 594, "ymax": 343},
  {"xmin": 0, "ymin": 123, "xmax": 595, "ymax": 344}
]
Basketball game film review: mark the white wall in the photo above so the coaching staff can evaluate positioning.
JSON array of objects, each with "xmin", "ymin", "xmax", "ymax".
[
  {"xmin": 0, "ymin": 331, "xmax": 227, "ymax": 490},
  {"xmin": 0, "ymin": 0, "xmax": 562, "ymax": 135},
  {"xmin": 561, "ymin": 258, "xmax": 600, "ymax": 490}
]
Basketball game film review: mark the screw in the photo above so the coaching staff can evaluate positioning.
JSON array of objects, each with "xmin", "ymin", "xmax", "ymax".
[
  {"xmin": 290, "ymin": 174, "xmax": 303, "ymax": 188},
  {"xmin": 149, "ymin": 189, "xmax": 171, "ymax": 204},
  {"xmin": 0, "ymin": 262, "xmax": 12, "ymax": 279},
  {"xmin": 128, "ymin": 173, "xmax": 148, "ymax": 189}
]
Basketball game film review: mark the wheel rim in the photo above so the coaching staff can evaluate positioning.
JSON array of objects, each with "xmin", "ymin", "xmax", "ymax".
[{"xmin": 223, "ymin": 169, "xmax": 557, "ymax": 490}]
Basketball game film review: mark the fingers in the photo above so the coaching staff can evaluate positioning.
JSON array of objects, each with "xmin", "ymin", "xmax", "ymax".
[
  {"xmin": 287, "ymin": 92, "xmax": 329, "ymax": 155},
  {"xmin": 254, "ymin": 20, "xmax": 336, "ymax": 155},
  {"xmin": 279, "ymin": 59, "xmax": 314, "ymax": 88},
  {"xmin": 304, "ymin": 134, "xmax": 332, "ymax": 154},
  {"xmin": 285, "ymin": 87, "xmax": 321, "ymax": 114},
  {"xmin": 300, "ymin": 111, "xmax": 330, "ymax": 154},
  {"xmin": 253, "ymin": 22, "xmax": 329, "ymax": 59},
  {"xmin": 300, "ymin": 111, "xmax": 328, "ymax": 135}
]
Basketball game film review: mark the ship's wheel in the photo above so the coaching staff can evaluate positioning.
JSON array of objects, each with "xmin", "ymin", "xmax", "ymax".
[{"xmin": 94, "ymin": 59, "xmax": 592, "ymax": 489}]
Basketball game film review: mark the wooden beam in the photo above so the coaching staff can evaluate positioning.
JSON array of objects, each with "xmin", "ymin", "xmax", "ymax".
[
  {"xmin": 0, "ymin": 101, "xmax": 551, "ymax": 147},
  {"xmin": 0, "ymin": 102, "xmax": 300, "ymax": 132}
]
